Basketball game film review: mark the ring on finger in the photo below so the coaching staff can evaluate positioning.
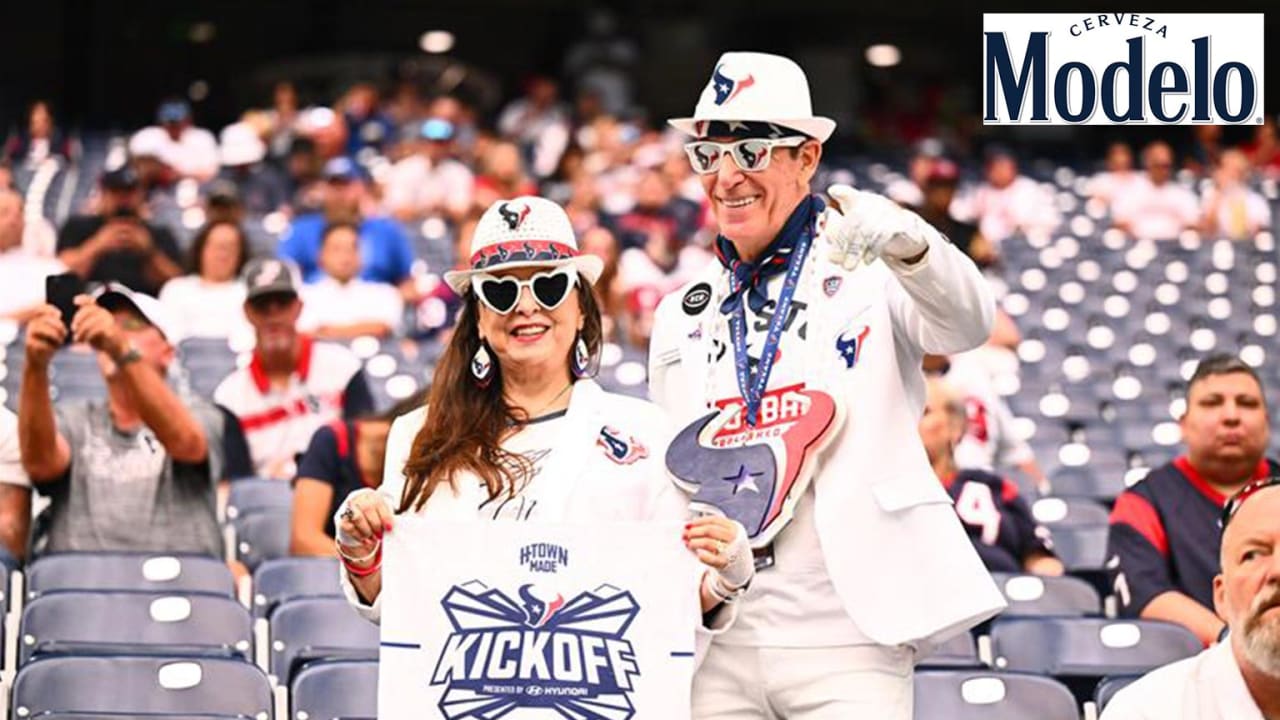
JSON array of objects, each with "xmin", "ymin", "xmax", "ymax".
[
  {"xmin": 714, "ymin": 539, "xmax": 727, "ymax": 555},
  {"xmin": 341, "ymin": 506, "xmax": 356, "ymax": 522}
]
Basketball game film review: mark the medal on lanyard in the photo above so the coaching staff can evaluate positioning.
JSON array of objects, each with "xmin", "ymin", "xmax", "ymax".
[{"xmin": 728, "ymin": 222, "xmax": 812, "ymax": 426}]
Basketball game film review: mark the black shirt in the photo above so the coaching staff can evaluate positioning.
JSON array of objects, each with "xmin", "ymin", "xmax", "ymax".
[
  {"xmin": 295, "ymin": 420, "xmax": 371, "ymax": 538},
  {"xmin": 945, "ymin": 468, "xmax": 1056, "ymax": 574},
  {"xmin": 56, "ymin": 215, "xmax": 182, "ymax": 296}
]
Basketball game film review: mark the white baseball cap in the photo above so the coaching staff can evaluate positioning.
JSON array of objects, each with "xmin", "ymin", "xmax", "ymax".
[
  {"xmin": 443, "ymin": 196, "xmax": 603, "ymax": 294},
  {"xmin": 219, "ymin": 122, "xmax": 267, "ymax": 166},
  {"xmin": 93, "ymin": 282, "xmax": 182, "ymax": 345},
  {"xmin": 668, "ymin": 51, "xmax": 836, "ymax": 142}
]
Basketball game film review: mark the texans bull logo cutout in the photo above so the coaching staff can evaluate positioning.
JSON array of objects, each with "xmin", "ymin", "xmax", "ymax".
[{"xmin": 666, "ymin": 385, "xmax": 844, "ymax": 548}]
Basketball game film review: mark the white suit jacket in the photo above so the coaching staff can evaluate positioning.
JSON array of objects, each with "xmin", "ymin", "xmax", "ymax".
[
  {"xmin": 339, "ymin": 379, "xmax": 731, "ymax": 661},
  {"xmin": 648, "ymin": 227, "xmax": 1006, "ymax": 648}
]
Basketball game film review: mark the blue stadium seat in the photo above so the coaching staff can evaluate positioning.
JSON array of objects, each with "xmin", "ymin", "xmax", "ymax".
[
  {"xmin": 990, "ymin": 573, "xmax": 1102, "ymax": 617},
  {"xmin": 19, "ymin": 590, "xmax": 253, "ymax": 665},
  {"xmin": 11, "ymin": 655, "xmax": 273, "ymax": 719},
  {"xmin": 916, "ymin": 631, "xmax": 981, "ymax": 669},
  {"xmin": 914, "ymin": 670, "xmax": 1079, "ymax": 720},
  {"xmin": 989, "ymin": 617, "xmax": 1200, "ymax": 678},
  {"xmin": 251, "ymin": 556, "xmax": 342, "ymax": 619},
  {"xmin": 233, "ymin": 509, "xmax": 292, "ymax": 570},
  {"xmin": 1094, "ymin": 673, "xmax": 1143, "ymax": 711},
  {"xmin": 26, "ymin": 552, "xmax": 235, "ymax": 601},
  {"xmin": 269, "ymin": 596, "xmax": 378, "ymax": 682},
  {"xmin": 1048, "ymin": 466, "xmax": 1127, "ymax": 503},
  {"xmin": 1031, "ymin": 496, "xmax": 1111, "ymax": 527},
  {"xmin": 1048, "ymin": 525, "xmax": 1110, "ymax": 574},
  {"xmin": 291, "ymin": 658, "xmax": 378, "ymax": 720},
  {"xmin": 226, "ymin": 477, "xmax": 294, "ymax": 519}
]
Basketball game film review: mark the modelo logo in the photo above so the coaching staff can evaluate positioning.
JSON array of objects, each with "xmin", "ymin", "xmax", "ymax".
[
  {"xmin": 984, "ymin": 13, "xmax": 1264, "ymax": 125},
  {"xmin": 429, "ymin": 542, "xmax": 642, "ymax": 718}
]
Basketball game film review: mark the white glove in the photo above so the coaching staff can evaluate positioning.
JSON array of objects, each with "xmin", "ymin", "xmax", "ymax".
[
  {"xmin": 821, "ymin": 184, "xmax": 934, "ymax": 270},
  {"xmin": 713, "ymin": 521, "xmax": 754, "ymax": 592},
  {"xmin": 333, "ymin": 487, "xmax": 382, "ymax": 547}
]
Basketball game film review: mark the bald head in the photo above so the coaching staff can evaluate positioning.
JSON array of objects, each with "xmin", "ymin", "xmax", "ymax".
[{"xmin": 1215, "ymin": 483, "xmax": 1280, "ymax": 677}]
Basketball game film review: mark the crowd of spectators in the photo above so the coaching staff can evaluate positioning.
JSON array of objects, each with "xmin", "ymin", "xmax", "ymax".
[{"xmin": 0, "ymin": 73, "xmax": 1278, "ymax": 694}]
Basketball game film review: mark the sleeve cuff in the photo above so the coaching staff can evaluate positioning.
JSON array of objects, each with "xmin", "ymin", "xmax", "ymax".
[{"xmin": 338, "ymin": 563, "xmax": 382, "ymax": 624}]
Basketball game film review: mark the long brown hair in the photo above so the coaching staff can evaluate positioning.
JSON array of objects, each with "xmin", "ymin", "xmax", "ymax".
[{"xmin": 398, "ymin": 274, "xmax": 604, "ymax": 512}]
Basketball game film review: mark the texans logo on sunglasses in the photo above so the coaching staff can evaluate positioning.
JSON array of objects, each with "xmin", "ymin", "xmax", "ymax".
[{"xmin": 473, "ymin": 266, "xmax": 578, "ymax": 314}]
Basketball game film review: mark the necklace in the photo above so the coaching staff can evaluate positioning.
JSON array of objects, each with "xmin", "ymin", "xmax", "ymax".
[{"xmin": 509, "ymin": 381, "xmax": 574, "ymax": 425}]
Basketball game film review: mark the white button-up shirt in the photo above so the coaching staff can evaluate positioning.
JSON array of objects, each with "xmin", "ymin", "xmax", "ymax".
[{"xmin": 1102, "ymin": 641, "xmax": 1266, "ymax": 720}]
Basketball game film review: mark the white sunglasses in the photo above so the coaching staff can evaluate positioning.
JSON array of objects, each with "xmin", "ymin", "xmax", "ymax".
[
  {"xmin": 472, "ymin": 266, "xmax": 579, "ymax": 315},
  {"xmin": 683, "ymin": 136, "xmax": 808, "ymax": 174}
]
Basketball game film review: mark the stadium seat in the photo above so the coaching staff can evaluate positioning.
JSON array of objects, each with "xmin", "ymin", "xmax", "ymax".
[
  {"xmin": 1047, "ymin": 466, "xmax": 1128, "ymax": 504},
  {"xmin": 989, "ymin": 617, "xmax": 1200, "ymax": 678},
  {"xmin": 226, "ymin": 477, "xmax": 294, "ymax": 519},
  {"xmin": 1048, "ymin": 525, "xmax": 1110, "ymax": 574},
  {"xmin": 1032, "ymin": 496, "xmax": 1111, "ymax": 527},
  {"xmin": 233, "ymin": 509, "xmax": 292, "ymax": 570},
  {"xmin": 269, "ymin": 596, "xmax": 378, "ymax": 682},
  {"xmin": 990, "ymin": 573, "xmax": 1102, "ymax": 617},
  {"xmin": 1094, "ymin": 673, "xmax": 1143, "ymax": 711},
  {"xmin": 25, "ymin": 552, "xmax": 235, "ymax": 601},
  {"xmin": 291, "ymin": 658, "xmax": 378, "ymax": 720},
  {"xmin": 251, "ymin": 556, "xmax": 342, "ymax": 619},
  {"xmin": 914, "ymin": 670, "xmax": 1079, "ymax": 720},
  {"xmin": 11, "ymin": 655, "xmax": 273, "ymax": 719},
  {"xmin": 916, "ymin": 630, "xmax": 982, "ymax": 669},
  {"xmin": 19, "ymin": 590, "xmax": 253, "ymax": 665}
]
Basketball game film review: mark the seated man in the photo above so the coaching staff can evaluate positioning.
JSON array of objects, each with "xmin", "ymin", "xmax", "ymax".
[
  {"xmin": 18, "ymin": 284, "xmax": 224, "ymax": 556},
  {"xmin": 215, "ymin": 259, "xmax": 374, "ymax": 480},
  {"xmin": 1102, "ymin": 478, "xmax": 1280, "ymax": 719},
  {"xmin": 921, "ymin": 377, "xmax": 1063, "ymax": 576},
  {"xmin": 0, "ymin": 406, "xmax": 31, "ymax": 561},
  {"xmin": 298, "ymin": 222, "xmax": 404, "ymax": 339},
  {"xmin": 1109, "ymin": 354, "xmax": 1277, "ymax": 645},
  {"xmin": 0, "ymin": 188, "xmax": 66, "ymax": 322}
]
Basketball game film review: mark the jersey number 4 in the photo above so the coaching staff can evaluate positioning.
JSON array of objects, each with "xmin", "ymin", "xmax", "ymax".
[{"xmin": 955, "ymin": 482, "xmax": 1001, "ymax": 546}]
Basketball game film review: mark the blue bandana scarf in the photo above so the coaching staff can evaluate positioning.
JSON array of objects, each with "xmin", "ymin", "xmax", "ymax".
[{"xmin": 714, "ymin": 194, "xmax": 823, "ymax": 315}]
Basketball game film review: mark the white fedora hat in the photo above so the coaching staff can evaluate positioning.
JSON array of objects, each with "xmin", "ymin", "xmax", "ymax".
[
  {"xmin": 444, "ymin": 196, "xmax": 604, "ymax": 294},
  {"xmin": 668, "ymin": 52, "xmax": 836, "ymax": 143}
]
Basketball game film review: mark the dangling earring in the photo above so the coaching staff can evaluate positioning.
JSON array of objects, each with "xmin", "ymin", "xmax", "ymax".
[
  {"xmin": 571, "ymin": 334, "xmax": 592, "ymax": 379},
  {"xmin": 472, "ymin": 340, "xmax": 494, "ymax": 388}
]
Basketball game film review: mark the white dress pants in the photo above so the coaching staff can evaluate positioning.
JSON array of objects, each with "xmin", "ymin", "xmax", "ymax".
[{"xmin": 692, "ymin": 643, "xmax": 914, "ymax": 720}]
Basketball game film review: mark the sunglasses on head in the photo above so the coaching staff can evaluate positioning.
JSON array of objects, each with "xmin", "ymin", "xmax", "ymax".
[
  {"xmin": 683, "ymin": 136, "xmax": 808, "ymax": 175},
  {"xmin": 1219, "ymin": 475, "xmax": 1280, "ymax": 529},
  {"xmin": 472, "ymin": 266, "xmax": 578, "ymax": 315}
]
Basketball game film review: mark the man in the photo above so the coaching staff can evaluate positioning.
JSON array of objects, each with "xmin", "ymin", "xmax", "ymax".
[
  {"xmin": 1102, "ymin": 479, "xmax": 1280, "ymax": 719},
  {"xmin": 1201, "ymin": 149, "xmax": 1271, "ymax": 241},
  {"xmin": 17, "ymin": 283, "xmax": 225, "ymax": 556},
  {"xmin": 912, "ymin": 159, "xmax": 996, "ymax": 268},
  {"xmin": 278, "ymin": 157, "xmax": 415, "ymax": 295},
  {"xmin": 214, "ymin": 122, "xmax": 289, "ymax": 216},
  {"xmin": 56, "ymin": 167, "xmax": 184, "ymax": 296},
  {"xmin": 1109, "ymin": 355, "xmax": 1276, "ymax": 645},
  {"xmin": 1111, "ymin": 141, "xmax": 1200, "ymax": 240},
  {"xmin": 650, "ymin": 52, "xmax": 1004, "ymax": 719},
  {"xmin": 128, "ymin": 99, "xmax": 219, "ymax": 182},
  {"xmin": 921, "ymin": 376, "xmax": 1063, "ymax": 576},
  {"xmin": 953, "ymin": 146, "xmax": 1059, "ymax": 245},
  {"xmin": 0, "ymin": 188, "xmax": 65, "ymax": 322},
  {"xmin": 1088, "ymin": 141, "xmax": 1144, "ymax": 204},
  {"xmin": 380, "ymin": 117, "xmax": 474, "ymax": 223},
  {"xmin": 298, "ymin": 222, "xmax": 404, "ymax": 339},
  {"xmin": 214, "ymin": 258, "xmax": 374, "ymax": 480},
  {"xmin": 0, "ymin": 406, "xmax": 31, "ymax": 561}
]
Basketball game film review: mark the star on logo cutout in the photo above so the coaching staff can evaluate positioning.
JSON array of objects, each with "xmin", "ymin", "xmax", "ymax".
[{"xmin": 722, "ymin": 464, "xmax": 762, "ymax": 495}]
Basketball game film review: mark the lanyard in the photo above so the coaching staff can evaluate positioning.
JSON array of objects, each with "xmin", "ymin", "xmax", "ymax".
[{"xmin": 727, "ymin": 217, "xmax": 813, "ymax": 427}]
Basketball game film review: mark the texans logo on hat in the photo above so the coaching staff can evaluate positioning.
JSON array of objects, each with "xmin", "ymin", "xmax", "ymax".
[
  {"xmin": 666, "ymin": 384, "xmax": 843, "ymax": 547},
  {"xmin": 712, "ymin": 64, "xmax": 756, "ymax": 106}
]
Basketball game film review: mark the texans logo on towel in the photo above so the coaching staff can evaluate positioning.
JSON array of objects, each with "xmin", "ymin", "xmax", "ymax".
[
  {"xmin": 711, "ymin": 64, "xmax": 755, "ymax": 106},
  {"xmin": 597, "ymin": 426, "xmax": 648, "ymax": 465},
  {"xmin": 666, "ymin": 384, "xmax": 843, "ymax": 547}
]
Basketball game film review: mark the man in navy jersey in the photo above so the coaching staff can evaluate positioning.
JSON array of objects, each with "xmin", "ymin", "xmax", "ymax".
[
  {"xmin": 1109, "ymin": 354, "xmax": 1277, "ymax": 645},
  {"xmin": 921, "ymin": 377, "xmax": 1063, "ymax": 575}
]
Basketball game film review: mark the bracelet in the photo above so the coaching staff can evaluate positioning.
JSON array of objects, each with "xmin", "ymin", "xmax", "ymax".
[
  {"xmin": 702, "ymin": 571, "xmax": 747, "ymax": 605},
  {"xmin": 337, "ymin": 538, "xmax": 381, "ymax": 564},
  {"xmin": 341, "ymin": 544, "xmax": 383, "ymax": 577}
]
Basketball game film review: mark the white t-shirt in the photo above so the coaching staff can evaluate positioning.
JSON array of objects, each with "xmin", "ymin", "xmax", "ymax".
[
  {"xmin": 953, "ymin": 176, "xmax": 1060, "ymax": 244},
  {"xmin": 617, "ymin": 246, "xmax": 714, "ymax": 296},
  {"xmin": 158, "ymin": 275, "xmax": 250, "ymax": 339},
  {"xmin": 1201, "ymin": 185, "xmax": 1272, "ymax": 240},
  {"xmin": 1087, "ymin": 170, "xmax": 1145, "ymax": 204},
  {"xmin": 706, "ymin": 269, "xmax": 870, "ymax": 648},
  {"xmin": 0, "ymin": 249, "xmax": 65, "ymax": 319},
  {"xmin": 0, "ymin": 406, "xmax": 30, "ymax": 488},
  {"xmin": 946, "ymin": 356, "xmax": 1034, "ymax": 472},
  {"xmin": 298, "ymin": 276, "xmax": 404, "ymax": 334},
  {"xmin": 476, "ymin": 412, "xmax": 569, "ymax": 521},
  {"xmin": 381, "ymin": 154, "xmax": 475, "ymax": 219},
  {"xmin": 131, "ymin": 126, "xmax": 220, "ymax": 180},
  {"xmin": 1101, "ymin": 641, "xmax": 1265, "ymax": 720},
  {"xmin": 1111, "ymin": 176, "xmax": 1200, "ymax": 240}
]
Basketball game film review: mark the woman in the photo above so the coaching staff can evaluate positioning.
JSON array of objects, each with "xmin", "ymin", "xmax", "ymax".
[
  {"xmin": 290, "ymin": 391, "xmax": 428, "ymax": 555},
  {"xmin": 334, "ymin": 196, "xmax": 752, "ymax": 626},
  {"xmin": 158, "ymin": 220, "xmax": 251, "ymax": 339}
]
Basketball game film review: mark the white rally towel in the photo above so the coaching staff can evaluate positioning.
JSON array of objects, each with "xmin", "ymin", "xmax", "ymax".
[{"xmin": 379, "ymin": 517, "xmax": 700, "ymax": 719}]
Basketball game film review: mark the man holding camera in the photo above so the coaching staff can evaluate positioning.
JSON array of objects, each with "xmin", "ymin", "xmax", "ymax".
[
  {"xmin": 56, "ymin": 167, "xmax": 184, "ymax": 296},
  {"xmin": 17, "ymin": 283, "xmax": 225, "ymax": 556}
]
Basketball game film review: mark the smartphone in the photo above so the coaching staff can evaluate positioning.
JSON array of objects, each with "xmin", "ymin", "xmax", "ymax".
[{"xmin": 45, "ymin": 272, "xmax": 85, "ymax": 341}]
